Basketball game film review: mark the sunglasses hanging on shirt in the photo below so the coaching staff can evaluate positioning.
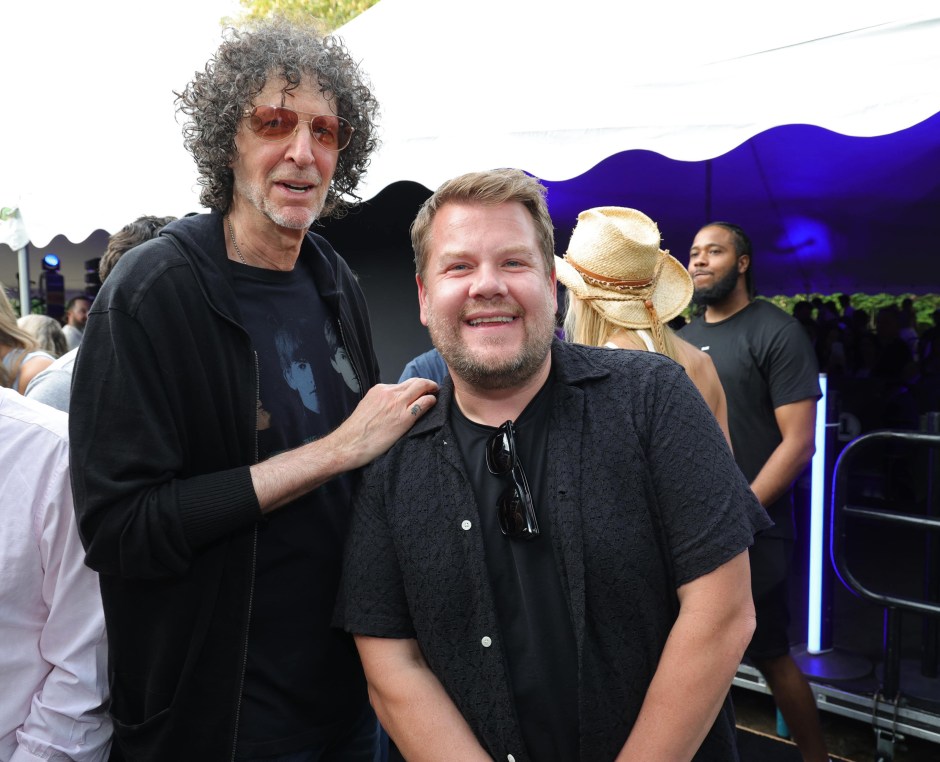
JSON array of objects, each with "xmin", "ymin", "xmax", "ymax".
[{"xmin": 485, "ymin": 420, "xmax": 540, "ymax": 541}]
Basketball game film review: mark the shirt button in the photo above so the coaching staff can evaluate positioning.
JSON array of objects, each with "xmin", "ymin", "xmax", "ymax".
[
  {"xmin": 507, "ymin": 755, "xmax": 516, "ymax": 762},
  {"xmin": 461, "ymin": 520, "xmax": 472, "ymax": 531},
  {"xmin": 481, "ymin": 636, "xmax": 492, "ymax": 647}
]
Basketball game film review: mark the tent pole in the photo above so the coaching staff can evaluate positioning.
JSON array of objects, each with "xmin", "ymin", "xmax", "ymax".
[{"xmin": 17, "ymin": 245, "xmax": 30, "ymax": 317}]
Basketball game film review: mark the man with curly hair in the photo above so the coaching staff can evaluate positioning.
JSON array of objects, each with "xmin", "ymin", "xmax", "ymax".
[{"xmin": 68, "ymin": 18, "xmax": 437, "ymax": 761}]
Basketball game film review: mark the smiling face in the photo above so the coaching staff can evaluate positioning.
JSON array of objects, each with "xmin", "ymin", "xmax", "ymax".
[
  {"xmin": 417, "ymin": 201, "xmax": 557, "ymax": 391},
  {"xmin": 688, "ymin": 225, "xmax": 747, "ymax": 307},
  {"xmin": 230, "ymin": 75, "xmax": 340, "ymax": 232}
]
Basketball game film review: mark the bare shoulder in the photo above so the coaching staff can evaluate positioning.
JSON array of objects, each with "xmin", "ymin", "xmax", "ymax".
[{"xmin": 673, "ymin": 336, "xmax": 718, "ymax": 380}]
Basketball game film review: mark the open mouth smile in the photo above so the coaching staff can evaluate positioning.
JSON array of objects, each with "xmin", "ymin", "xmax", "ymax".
[
  {"xmin": 278, "ymin": 181, "xmax": 316, "ymax": 193},
  {"xmin": 467, "ymin": 316, "xmax": 516, "ymax": 327}
]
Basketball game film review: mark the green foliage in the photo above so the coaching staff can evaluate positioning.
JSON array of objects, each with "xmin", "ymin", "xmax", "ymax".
[
  {"xmin": 236, "ymin": 0, "xmax": 379, "ymax": 30},
  {"xmin": 683, "ymin": 292, "xmax": 940, "ymax": 330},
  {"xmin": 5, "ymin": 296, "xmax": 46, "ymax": 316},
  {"xmin": 764, "ymin": 293, "xmax": 940, "ymax": 330}
]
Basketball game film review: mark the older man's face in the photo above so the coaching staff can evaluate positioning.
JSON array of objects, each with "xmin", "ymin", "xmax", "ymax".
[{"xmin": 230, "ymin": 76, "xmax": 339, "ymax": 232}]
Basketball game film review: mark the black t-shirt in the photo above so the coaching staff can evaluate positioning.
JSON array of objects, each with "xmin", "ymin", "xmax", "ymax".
[
  {"xmin": 680, "ymin": 300, "xmax": 820, "ymax": 538},
  {"xmin": 231, "ymin": 255, "xmax": 364, "ymax": 757},
  {"xmin": 450, "ymin": 376, "xmax": 580, "ymax": 762}
]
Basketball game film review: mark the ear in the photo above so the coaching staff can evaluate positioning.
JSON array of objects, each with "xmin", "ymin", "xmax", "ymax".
[
  {"xmin": 737, "ymin": 254, "xmax": 750, "ymax": 275},
  {"xmin": 549, "ymin": 268, "xmax": 558, "ymax": 313},
  {"xmin": 416, "ymin": 272, "xmax": 430, "ymax": 327}
]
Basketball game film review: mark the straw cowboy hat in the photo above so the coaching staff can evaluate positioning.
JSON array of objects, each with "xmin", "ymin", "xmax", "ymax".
[{"xmin": 555, "ymin": 206, "xmax": 693, "ymax": 329}]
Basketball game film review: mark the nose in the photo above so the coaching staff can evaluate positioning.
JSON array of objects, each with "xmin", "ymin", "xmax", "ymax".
[
  {"xmin": 283, "ymin": 126, "xmax": 318, "ymax": 168},
  {"xmin": 468, "ymin": 262, "xmax": 509, "ymax": 300}
]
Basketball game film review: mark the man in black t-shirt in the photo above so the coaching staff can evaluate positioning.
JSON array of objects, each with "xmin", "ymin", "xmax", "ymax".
[
  {"xmin": 341, "ymin": 171, "xmax": 771, "ymax": 761},
  {"xmin": 681, "ymin": 222, "xmax": 828, "ymax": 762}
]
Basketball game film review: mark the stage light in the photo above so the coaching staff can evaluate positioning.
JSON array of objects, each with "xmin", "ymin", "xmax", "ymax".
[
  {"xmin": 39, "ymin": 253, "xmax": 65, "ymax": 319},
  {"xmin": 808, "ymin": 373, "xmax": 828, "ymax": 654}
]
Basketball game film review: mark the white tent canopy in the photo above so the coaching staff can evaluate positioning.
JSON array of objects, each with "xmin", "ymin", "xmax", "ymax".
[
  {"xmin": 0, "ymin": 0, "xmax": 242, "ymax": 249},
  {"xmin": 337, "ymin": 0, "xmax": 940, "ymax": 199},
  {"xmin": 2, "ymin": 0, "xmax": 939, "ymax": 260}
]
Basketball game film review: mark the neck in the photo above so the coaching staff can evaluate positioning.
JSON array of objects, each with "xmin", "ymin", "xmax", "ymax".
[
  {"xmin": 226, "ymin": 203, "xmax": 308, "ymax": 271},
  {"xmin": 606, "ymin": 328, "xmax": 646, "ymax": 351},
  {"xmin": 704, "ymin": 283, "xmax": 751, "ymax": 323},
  {"xmin": 451, "ymin": 356, "xmax": 551, "ymax": 426}
]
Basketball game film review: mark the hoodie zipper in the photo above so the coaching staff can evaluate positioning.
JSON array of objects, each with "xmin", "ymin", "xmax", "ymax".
[
  {"xmin": 337, "ymin": 318, "xmax": 366, "ymax": 400},
  {"xmin": 230, "ymin": 350, "xmax": 260, "ymax": 761}
]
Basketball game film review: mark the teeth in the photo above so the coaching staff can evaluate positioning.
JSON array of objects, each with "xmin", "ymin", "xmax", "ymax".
[
  {"xmin": 468, "ymin": 316, "xmax": 513, "ymax": 326},
  {"xmin": 284, "ymin": 183, "xmax": 311, "ymax": 192}
]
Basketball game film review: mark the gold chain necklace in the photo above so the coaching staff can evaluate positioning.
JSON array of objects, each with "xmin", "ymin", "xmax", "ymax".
[{"xmin": 226, "ymin": 216, "xmax": 248, "ymax": 265}]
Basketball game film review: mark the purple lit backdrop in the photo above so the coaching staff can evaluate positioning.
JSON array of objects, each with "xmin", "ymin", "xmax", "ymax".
[{"xmin": 539, "ymin": 112, "xmax": 940, "ymax": 296}]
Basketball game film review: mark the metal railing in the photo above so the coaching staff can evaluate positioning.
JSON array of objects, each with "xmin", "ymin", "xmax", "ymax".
[{"xmin": 830, "ymin": 419, "xmax": 940, "ymax": 759}]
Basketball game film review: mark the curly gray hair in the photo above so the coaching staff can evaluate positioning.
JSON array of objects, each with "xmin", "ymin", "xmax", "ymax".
[{"xmin": 176, "ymin": 16, "xmax": 379, "ymax": 217}]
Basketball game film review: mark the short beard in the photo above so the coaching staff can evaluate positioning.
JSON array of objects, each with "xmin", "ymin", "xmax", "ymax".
[
  {"xmin": 428, "ymin": 301, "xmax": 556, "ymax": 391},
  {"xmin": 691, "ymin": 265, "xmax": 740, "ymax": 307},
  {"xmin": 235, "ymin": 177, "xmax": 325, "ymax": 230}
]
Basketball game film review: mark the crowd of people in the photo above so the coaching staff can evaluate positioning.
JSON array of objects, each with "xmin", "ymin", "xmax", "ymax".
[
  {"xmin": 787, "ymin": 294, "xmax": 939, "ymax": 431},
  {"xmin": 4, "ymin": 13, "xmax": 939, "ymax": 762}
]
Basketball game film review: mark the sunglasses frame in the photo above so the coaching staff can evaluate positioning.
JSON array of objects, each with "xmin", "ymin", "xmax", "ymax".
[
  {"xmin": 242, "ymin": 105, "xmax": 355, "ymax": 151},
  {"xmin": 486, "ymin": 420, "xmax": 540, "ymax": 540}
]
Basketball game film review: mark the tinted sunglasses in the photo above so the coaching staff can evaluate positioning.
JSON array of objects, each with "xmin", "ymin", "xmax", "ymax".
[
  {"xmin": 243, "ymin": 105, "xmax": 354, "ymax": 151},
  {"xmin": 485, "ymin": 420, "xmax": 540, "ymax": 540}
]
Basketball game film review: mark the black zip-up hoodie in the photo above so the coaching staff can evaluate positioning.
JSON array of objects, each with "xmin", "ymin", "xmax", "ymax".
[{"xmin": 69, "ymin": 211, "xmax": 380, "ymax": 761}]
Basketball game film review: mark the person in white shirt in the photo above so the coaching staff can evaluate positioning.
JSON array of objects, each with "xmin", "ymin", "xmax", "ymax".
[
  {"xmin": 61, "ymin": 296, "xmax": 91, "ymax": 351},
  {"xmin": 0, "ymin": 388, "xmax": 111, "ymax": 762}
]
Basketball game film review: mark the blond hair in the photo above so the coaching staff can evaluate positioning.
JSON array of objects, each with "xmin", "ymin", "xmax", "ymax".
[
  {"xmin": 0, "ymin": 287, "xmax": 40, "ymax": 388},
  {"xmin": 18, "ymin": 314, "xmax": 68, "ymax": 357},
  {"xmin": 564, "ymin": 289, "xmax": 678, "ymax": 360}
]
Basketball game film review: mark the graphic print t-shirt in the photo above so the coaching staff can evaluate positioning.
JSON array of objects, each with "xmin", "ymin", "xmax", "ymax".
[{"xmin": 230, "ymin": 254, "xmax": 365, "ymax": 756}]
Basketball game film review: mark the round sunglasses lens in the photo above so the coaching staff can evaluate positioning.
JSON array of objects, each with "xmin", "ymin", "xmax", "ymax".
[
  {"xmin": 310, "ymin": 116, "xmax": 340, "ymax": 148},
  {"xmin": 250, "ymin": 107, "xmax": 298, "ymax": 140}
]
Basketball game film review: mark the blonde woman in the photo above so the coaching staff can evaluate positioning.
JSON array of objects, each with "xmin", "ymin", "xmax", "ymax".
[
  {"xmin": 557, "ymin": 206, "xmax": 731, "ymax": 445},
  {"xmin": 17, "ymin": 314, "xmax": 69, "ymax": 357},
  {"xmin": 0, "ymin": 289, "xmax": 54, "ymax": 392}
]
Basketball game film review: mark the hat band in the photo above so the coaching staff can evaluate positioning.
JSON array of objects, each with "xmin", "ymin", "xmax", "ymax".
[
  {"xmin": 566, "ymin": 256, "xmax": 659, "ymax": 290},
  {"xmin": 565, "ymin": 255, "xmax": 665, "ymax": 301}
]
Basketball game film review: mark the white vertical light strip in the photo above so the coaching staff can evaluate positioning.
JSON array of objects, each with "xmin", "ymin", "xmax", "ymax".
[{"xmin": 808, "ymin": 373, "xmax": 828, "ymax": 654}]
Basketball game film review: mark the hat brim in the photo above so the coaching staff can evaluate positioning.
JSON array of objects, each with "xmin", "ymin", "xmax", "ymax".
[{"xmin": 555, "ymin": 250, "xmax": 693, "ymax": 329}]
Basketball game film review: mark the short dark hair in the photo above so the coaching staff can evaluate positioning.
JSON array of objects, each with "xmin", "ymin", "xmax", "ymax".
[
  {"xmin": 175, "ymin": 16, "xmax": 379, "ymax": 217},
  {"xmin": 702, "ymin": 221, "xmax": 755, "ymax": 299},
  {"xmin": 65, "ymin": 295, "xmax": 92, "ymax": 312},
  {"xmin": 275, "ymin": 317, "xmax": 313, "ymax": 368},
  {"xmin": 100, "ymin": 216, "xmax": 177, "ymax": 282}
]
